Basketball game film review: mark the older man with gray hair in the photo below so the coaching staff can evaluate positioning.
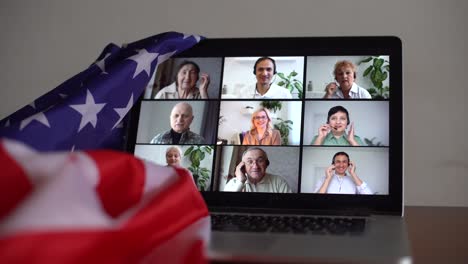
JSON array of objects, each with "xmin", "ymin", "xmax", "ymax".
[
  {"xmin": 224, "ymin": 147, "xmax": 292, "ymax": 193},
  {"xmin": 150, "ymin": 102, "xmax": 205, "ymax": 144}
]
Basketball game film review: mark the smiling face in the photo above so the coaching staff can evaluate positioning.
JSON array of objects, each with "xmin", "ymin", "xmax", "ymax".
[
  {"xmin": 328, "ymin": 111, "xmax": 348, "ymax": 134},
  {"xmin": 170, "ymin": 102, "xmax": 194, "ymax": 133},
  {"xmin": 242, "ymin": 149, "xmax": 268, "ymax": 183},
  {"xmin": 166, "ymin": 148, "xmax": 181, "ymax": 166},
  {"xmin": 176, "ymin": 64, "xmax": 198, "ymax": 90},
  {"xmin": 334, "ymin": 66, "xmax": 355, "ymax": 90},
  {"xmin": 255, "ymin": 59, "xmax": 275, "ymax": 86},
  {"xmin": 253, "ymin": 110, "xmax": 269, "ymax": 131},
  {"xmin": 333, "ymin": 154, "xmax": 349, "ymax": 176}
]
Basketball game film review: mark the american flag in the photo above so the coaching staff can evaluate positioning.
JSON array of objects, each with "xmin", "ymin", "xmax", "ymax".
[
  {"xmin": 0, "ymin": 32, "xmax": 203, "ymax": 151},
  {"xmin": 0, "ymin": 32, "xmax": 211, "ymax": 263},
  {"xmin": 0, "ymin": 139, "xmax": 210, "ymax": 263}
]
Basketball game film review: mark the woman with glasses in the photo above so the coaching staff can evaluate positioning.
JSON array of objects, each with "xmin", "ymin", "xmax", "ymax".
[{"xmin": 242, "ymin": 107, "xmax": 281, "ymax": 145}]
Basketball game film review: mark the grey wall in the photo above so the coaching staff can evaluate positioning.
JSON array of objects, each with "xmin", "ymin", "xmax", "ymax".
[{"xmin": 1, "ymin": 0, "xmax": 467, "ymax": 206}]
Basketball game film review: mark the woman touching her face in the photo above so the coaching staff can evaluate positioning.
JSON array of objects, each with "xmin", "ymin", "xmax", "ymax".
[
  {"xmin": 323, "ymin": 60, "xmax": 372, "ymax": 99},
  {"xmin": 154, "ymin": 61, "xmax": 210, "ymax": 99},
  {"xmin": 311, "ymin": 105, "xmax": 364, "ymax": 146}
]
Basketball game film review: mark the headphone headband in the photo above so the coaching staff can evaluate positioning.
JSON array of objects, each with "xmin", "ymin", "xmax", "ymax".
[{"xmin": 253, "ymin": 57, "xmax": 277, "ymax": 75}]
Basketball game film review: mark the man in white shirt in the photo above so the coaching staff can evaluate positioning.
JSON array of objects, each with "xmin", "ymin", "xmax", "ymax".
[
  {"xmin": 323, "ymin": 60, "xmax": 372, "ymax": 99},
  {"xmin": 315, "ymin": 151, "xmax": 373, "ymax": 194},
  {"xmin": 239, "ymin": 57, "xmax": 292, "ymax": 99},
  {"xmin": 224, "ymin": 147, "xmax": 292, "ymax": 193}
]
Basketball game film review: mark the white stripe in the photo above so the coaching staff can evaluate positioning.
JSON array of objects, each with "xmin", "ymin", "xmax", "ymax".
[{"xmin": 0, "ymin": 140, "xmax": 182, "ymax": 237}]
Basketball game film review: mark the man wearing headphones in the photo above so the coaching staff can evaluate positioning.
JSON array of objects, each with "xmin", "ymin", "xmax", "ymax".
[
  {"xmin": 224, "ymin": 147, "xmax": 292, "ymax": 192},
  {"xmin": 323, "ymin": 60, "xmax": 372, "ymax": 99},
  {"xmin": 315, "ymin": 152, "xmax": 373, "ymax": 194},
  {"xmin": 239, "ymin": 57, "xmax": 292, "ymax": 99}
]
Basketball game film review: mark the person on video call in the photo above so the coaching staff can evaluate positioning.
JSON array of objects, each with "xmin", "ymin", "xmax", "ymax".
[
  {"xmin": 323, "ymin": 60, "xmax": 372, "ymax": 99},
  {"xmin": 239, "ymin": 57, "xmax": 292, "ymax": 99},
  {"xmin": 242, "ymin": 108, "xmax": 281, "ymax": 146},
  {"xmin": 224, "ymin": 147, "xmax": 292, "ymax": 193},
  {"xmin": 165, "ymin": 146, "xmax": 182, "ymax": 167},
  {"xmin": 150, "ymin": 102, "xmax": 205, "ymax": 144},
  {"xmin": 154, "ymin": 60, "xmax": 210, "ymax": 99},
  {"xmin": 315, "ymin": 152, "xmax": 373, "ymax": 194},
  {"xmin": 311, "ymin": 105, "xmax": 364, "ymax": 146}
]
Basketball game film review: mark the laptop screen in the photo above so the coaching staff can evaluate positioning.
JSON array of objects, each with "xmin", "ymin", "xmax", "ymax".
[{"xmin": 126, "ymin": 37, "xmax": 403, "ymax": 215}]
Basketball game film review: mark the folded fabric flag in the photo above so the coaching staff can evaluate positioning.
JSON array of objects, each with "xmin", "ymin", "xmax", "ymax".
[
  {"xmin": 0, "ymin": 32, "xmax": 202, "ymax": 151},
  {"xmin": 0, "ymin": 139, "xmax": 210, "ymax": 263}
]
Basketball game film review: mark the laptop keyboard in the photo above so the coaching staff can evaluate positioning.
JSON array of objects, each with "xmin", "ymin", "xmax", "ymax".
[{"xmin": 211, "ymin": 214, "xmax": 366, "ymax": 235}]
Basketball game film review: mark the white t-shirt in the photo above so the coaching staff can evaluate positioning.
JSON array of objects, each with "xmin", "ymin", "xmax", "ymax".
[
  {"xmin": 314, "ymin": 173, "xmax": 373, "ymax": 194},
  {"xmin": 331, "ymin": 83, "xmax": 372, "ymax": 99},
  {"xmin": 238, "ymin": 83, "xmax": 292, "ymax": 99}
]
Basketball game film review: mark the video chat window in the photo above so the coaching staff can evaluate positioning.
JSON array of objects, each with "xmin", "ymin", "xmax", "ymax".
[
  {"xmin": 221, "ymin": 56, "xmax": 305, "ymax": 99},
  {"xmin": 302, "ymin": 101, "xmax": 389, "ymax": 147},
  {"xmin": 305, "ymin": 56, "xmax": 390, "ymax": 99},
  {"xmin": 136, "ymin": 100, "xmax": 219, "ymax": 145},
  {"xmin": 301, "ymin": 147, "xmax": 389, "ymax": 195},
  {"xmin": 130, "ymin": 53, "xmax": 393, "ymax": 195},
  {"xmin": 215, "ymin": 145, "xmax": 300, "ymax": 193},
  {"xmin": 134, "ymin": 144, "xmax": 215, "ymax": 191},
  {"xmin": 144, "ymin": 57, "xmax": 223, "ymax": 99},
  {"xmin": 217, "ymin": 100, "xmax": 303, "ymax": 145}
]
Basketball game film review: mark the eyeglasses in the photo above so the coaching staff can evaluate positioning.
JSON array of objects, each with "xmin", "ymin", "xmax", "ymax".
[
  {"xmin": 245, "ymin": 158, "xmax": 267, "ymax": 166},
  {"xmin": 254, "ymin": 116, "xmax": 267, "ymax": 120}
]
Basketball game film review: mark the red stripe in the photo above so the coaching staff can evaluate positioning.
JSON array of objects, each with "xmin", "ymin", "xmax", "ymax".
[
  {"xmin": 183, "ymin": 240, "xmax": 208, "ymax": 264},
  {"xmin": 0, "ymin": 164, "xmax": 209, "ymax": 263},
  {"xmin": 0, "ymin": 142, "xmax": 33, "ymax": 220},
  {"xmin": 121, "ymin": 167, "xmax": 209, "ymax": 258},
  {"xmin": 88, "ymin": 151, "xmax": 146, "ymax": 218}
]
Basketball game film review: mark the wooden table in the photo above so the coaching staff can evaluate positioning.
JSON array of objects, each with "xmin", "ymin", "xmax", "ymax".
[{"xmin": 405, "ymin": 206, "xmax": 468, "ymax": 264}]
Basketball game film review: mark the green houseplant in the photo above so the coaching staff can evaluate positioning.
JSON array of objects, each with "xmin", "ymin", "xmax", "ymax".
[
  {"xmin": 273, "ymin": 118, "xmax": 293, "ymax": 145},
  {"xmin": 363, "ymin": 137, "xmax": 384, "ymax": 146},
  {"xmin": 184, "ymin": 146, "xmax": 213, "ymax": 191},
  {"xmin": 277, "ymin": 70, "xmax": 303, "ymax": 98},
  {"xmin": 358, "ymin": 56, "xmax": 390, "ymax": 99},
  {"xmin": 260, "ymin": 100, "xmax": 282, "ymax": 113}
]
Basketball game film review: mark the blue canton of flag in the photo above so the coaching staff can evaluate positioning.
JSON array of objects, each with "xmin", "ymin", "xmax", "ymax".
[{"xmin": 0, "ymin": 32, "xmax": 203, "ymax": 151}]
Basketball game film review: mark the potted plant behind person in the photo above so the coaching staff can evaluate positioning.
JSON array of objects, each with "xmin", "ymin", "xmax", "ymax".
[
  {"xmin": 358, "ymin": 56, "xmax": 390, "ymax": 99},
  {"xmin": 184, "ymin": 145, "xmax": 213, "ymax": 191},
  {"xmin": 277, "ymin": 70, "xmax": 304, "ymax": 98}
]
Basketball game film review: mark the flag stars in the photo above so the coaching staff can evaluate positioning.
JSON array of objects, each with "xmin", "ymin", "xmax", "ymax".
[
  {"xmin": 126, "ymin": 49, "xmax": 159, "ymax": 79},
  {"xmin": 112, "ymin": 95, "xmax": 133, "ymax": 129},
  {"xmin": 20, "ymin": 111, "xmax": 51, "ymax": 131},
  {"xmin": 69, "ymin": 90, "xmax": 106, "ymax": 132},
  {"xmin": 183, "ymin": 34, "xmax": 201, "ymax": 43},
  {"xmin": 95, "ymin": 53, "xmax": 111, "ymax": 74}
]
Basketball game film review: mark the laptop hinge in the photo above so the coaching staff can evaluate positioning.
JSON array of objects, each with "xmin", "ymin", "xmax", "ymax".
[{"xmin": 208, "ymin": 206, "xmax": 372, "ymax": 217}]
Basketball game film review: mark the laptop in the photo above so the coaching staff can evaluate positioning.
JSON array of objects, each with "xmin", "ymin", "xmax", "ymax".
[{"xmin": 125, "ymin": 36, "xmax": 411, "ymax": 263}]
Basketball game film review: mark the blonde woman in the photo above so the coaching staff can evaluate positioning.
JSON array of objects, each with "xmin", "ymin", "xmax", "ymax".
[
  {"xmin": 323, "ymin": 60, "xmax": 371, "ymax": 99},
  {"xmin": 165, "ymin": 146, "xmax": 182, "ymax": 167},
  {"xmin": 242, "ymin": 108, "xmax": 281, "ymax": 145}
]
